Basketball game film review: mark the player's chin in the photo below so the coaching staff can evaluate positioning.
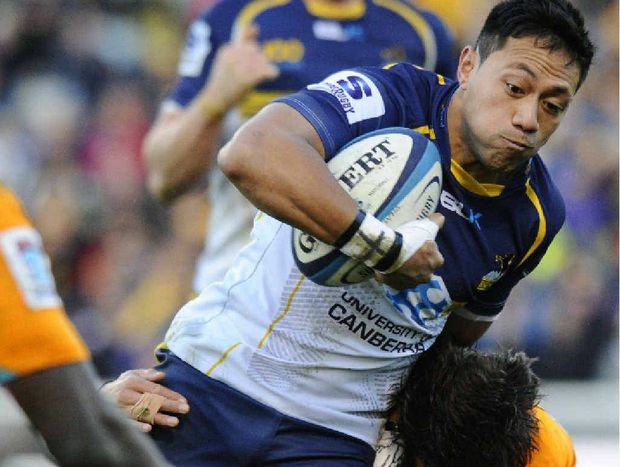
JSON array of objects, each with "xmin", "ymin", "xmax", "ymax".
[{"xmin": 487, "ymin": 152, "xmax": 532, "ymax": 174}]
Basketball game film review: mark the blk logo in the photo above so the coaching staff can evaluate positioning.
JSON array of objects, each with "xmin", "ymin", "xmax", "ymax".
[{"xmin": 440, "ymin": 190, "xmax": 482, "ymax": 230}]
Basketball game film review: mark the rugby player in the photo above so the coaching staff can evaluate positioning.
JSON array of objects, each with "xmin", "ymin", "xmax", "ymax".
[
  {"xmin": 0, "ymin": 183, "xmax": 168, "ymax": 466},
  {"xmin": 374, "ymin": 340, "xmax": 576, "ymax": 467},
  {"xmin": 115, "ymin": 0, "xmax": 592, "ymax": 464}
]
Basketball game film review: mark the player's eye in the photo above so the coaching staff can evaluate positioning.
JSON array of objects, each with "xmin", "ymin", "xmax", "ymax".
[
  {"xmin": 505, "ymin": 82, "xmax": 523, "ymax": 95},
  {"xmin": 544, "ymin": 101, "xmax": 564, "ymax": 116}
]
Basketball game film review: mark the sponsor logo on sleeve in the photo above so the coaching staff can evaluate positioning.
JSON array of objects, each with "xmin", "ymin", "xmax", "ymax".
[
  {"xmin": 0, "ymin": 227, "xmax": 62, "ymax": 309},
  {"xmin": 307, "ymin": 71, "xmax": 385, "ymax": 124}
]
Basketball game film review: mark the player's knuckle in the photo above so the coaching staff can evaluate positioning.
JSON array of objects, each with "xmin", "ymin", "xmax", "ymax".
[
  {"xmin": 126, "ymin": 374, "xmax": 146, "ymax": 387},
  {"xmin": 119, "ymin": 369, "xmax": 133, "ymax": 379},
  {"xmin": 118, "ymin": 388, "xmax": 136, "ymax": 404}
]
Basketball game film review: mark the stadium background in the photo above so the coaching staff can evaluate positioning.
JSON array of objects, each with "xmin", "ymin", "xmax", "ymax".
[{"xmin": 0, "ymin": 0, "xmax": 616, "ymax": 465}]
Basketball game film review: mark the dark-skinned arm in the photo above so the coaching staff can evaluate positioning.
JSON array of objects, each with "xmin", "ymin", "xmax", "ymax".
[
  {"xmin": 218, "ymin": 102, "xmax": 444, "ymax": 288},
  {"xmin": 438, "ymin": 311, "xmax": 492, "ymax": 347},
  {"xmin": 8, "ymin": 362, "xmax": 169, "ymax": 467}
]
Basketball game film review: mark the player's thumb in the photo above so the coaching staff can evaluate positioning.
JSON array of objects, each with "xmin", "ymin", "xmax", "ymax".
[
  {"xmin": 427, "ymin": 212, "xmax": 445, "ymax": 230},
  {"xmin": 234, "ymin": 23, "xmax": 259, "ymax": 43}
]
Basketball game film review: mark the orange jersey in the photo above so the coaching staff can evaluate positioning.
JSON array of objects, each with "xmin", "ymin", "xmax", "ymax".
[
  {"xmin": 0, "ymin": 184, "xmax": 89, "ymax": 383},
  {"xmin": 529, "ymin": 406, "xmax": 576, "ymax": 467}
]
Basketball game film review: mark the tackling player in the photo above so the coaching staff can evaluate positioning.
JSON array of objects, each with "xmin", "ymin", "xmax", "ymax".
[
  {"xmin": 0, "ymin": 183, "xmax": 168, "ymax": 467},
  {"xmin": 374, "ymin": 341, "xmax": 576, "ymax": 467}
]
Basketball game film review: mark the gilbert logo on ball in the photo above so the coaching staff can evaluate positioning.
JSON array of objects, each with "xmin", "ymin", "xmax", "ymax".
[{"xmin": 292, "ymin": 127, "xmax": 442, "ymax": 287}]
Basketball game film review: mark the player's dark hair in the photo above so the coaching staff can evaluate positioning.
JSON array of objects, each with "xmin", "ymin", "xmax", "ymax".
[
  {"xmin": 394, "ymin": 343, "xmax": 540, "ymax": 467},
  {"xmin": 475, "ymin": 0, "xmax": 594, "ymax": 89}
]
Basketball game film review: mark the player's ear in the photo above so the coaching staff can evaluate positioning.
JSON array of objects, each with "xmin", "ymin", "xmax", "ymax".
[{"xmin": 457, "ymin": 46, "xmax": 478, "ymax": 91}]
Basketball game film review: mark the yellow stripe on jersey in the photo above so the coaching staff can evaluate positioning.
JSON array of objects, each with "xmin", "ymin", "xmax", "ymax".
[
  {"xmin": 450, "ymin": 160, "xmax": 505, "ymax": 197},
  {"xmin": 413, "ymin": 124, "xmax": 436, "ymax": 140},
  {"xmin": 154, "ymin": 342, "xmax": 169, "ymax": 362},
  {"xmin": 237, "ymin": 90, "xmax": 290, "ymax": 118},
  {"xmin": 206, "ymin": 342, "xmax": 242, "ymax": 376},
  {"xmin": 517, "ymin": 178, "xmax": 547, "ymax": 267},
  {"xmin": 372, "ymin": 0, "xmax": 437, "ymax": 70},
  {"xmin": 234, "ymin": 0, "xmax": 292, "ymax": 38},
  {"xmin": 302, "ymin": 0, "xmax": 366, "ymax": 20},
  {"xmin": 412, "ymin": 65, "xmax": 445, "ymax": 85},
  {"xmin": 258, "ymin": 275, "xmax": 305, "ymax": 348},
  {"xmin": 156, "ymin": 342, "xmax": 169, "ymax": 351}
]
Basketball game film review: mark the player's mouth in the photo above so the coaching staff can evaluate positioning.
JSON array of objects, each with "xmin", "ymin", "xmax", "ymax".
[{"xmin": 501, "ymin": 136, "xmax": 534, "ymax": 151}]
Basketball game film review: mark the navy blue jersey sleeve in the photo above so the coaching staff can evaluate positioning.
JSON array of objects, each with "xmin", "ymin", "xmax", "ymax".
[{"xmin": 275, "ymin": 64, "xmax": 435, "ymax": 158}]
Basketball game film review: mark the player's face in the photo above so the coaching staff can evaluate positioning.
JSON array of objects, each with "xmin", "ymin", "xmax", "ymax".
[{"xmin": 455, "ymin": 36, "xmax": 580, "ymax": 182}]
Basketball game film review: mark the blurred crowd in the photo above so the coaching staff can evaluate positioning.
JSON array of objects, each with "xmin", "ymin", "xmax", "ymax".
[{"xmin": 0, "ymin": 0, "xmax": 617, "ymax": 380}]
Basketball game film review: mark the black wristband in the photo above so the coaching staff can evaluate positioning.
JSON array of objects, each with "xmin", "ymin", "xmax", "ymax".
[
  {"xmin": 334, "ymin": 210, "xmax": 366, "ymax": 249},
  {"xmin": 373, "ymin": 231, "xmax": 403, "ymax": 272},
  {"xmin": 384, "ymin": 420, "xmax": 400, "ymax": 433}
]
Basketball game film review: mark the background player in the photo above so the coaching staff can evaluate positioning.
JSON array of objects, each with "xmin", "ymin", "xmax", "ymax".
[
  {"xmin": 0, "ymin": 182, "xmax": 168, "ymax": 467},
  {"xmin": 142, "ymin": 0, "xmax": 456, "ymax": 295}
]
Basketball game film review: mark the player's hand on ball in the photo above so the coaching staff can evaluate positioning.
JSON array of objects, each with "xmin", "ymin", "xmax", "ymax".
[
  {"xmin": 377, "ymin": 213, "xmax": 445, "ymax": 290},
  {"xmin": 100, "ymin": 368, "xmax": 190, "ymax": 432}
]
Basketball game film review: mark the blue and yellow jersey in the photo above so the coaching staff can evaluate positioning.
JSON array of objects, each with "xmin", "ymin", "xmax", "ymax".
[
  {"xmin": 277, "ymin": 64, "xmax": 565, "ymax": 319},
  {"xmin": 0, "ymin": 185, "xmax": 89, "ymax": 384},
  {"xmin": 168, "ymin": 0, "xmax": 455, "ymax": 117}
]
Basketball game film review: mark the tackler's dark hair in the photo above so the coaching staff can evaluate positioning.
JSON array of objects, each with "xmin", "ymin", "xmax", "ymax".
[
  {"xmin": 475, "ymin": 0, "xmax": 595, "ymax": 89},
  {"xmin": 395, "ymin": 342, "xmax": 540, "ymax": 467}
]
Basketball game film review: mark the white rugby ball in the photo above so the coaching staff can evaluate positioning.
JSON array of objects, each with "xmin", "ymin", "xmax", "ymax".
[{"xmin": 292, "ymin": 127, "xmax": 442, "ymax": 287}]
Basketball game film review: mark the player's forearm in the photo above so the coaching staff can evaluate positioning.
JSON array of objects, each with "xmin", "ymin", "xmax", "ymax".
[
  {"xmin": 143, "ymin": 91, "xmax": 228, "ymax": 203},
  {"xmin": 219, "ymin": 103, "xmax": 358, "ymax": 244},
  {"xmin": 440, "ymin": 312, "xmax": 492, "ymax": 346},
  {"xmin": 8, "ymin": 362, "xmax": 168, "ymax": 466}
]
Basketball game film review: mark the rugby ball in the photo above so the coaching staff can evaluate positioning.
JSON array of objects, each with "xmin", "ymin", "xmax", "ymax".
[{"xmin": 292, "ymin": 127, "xmax": 442, "ymax": 287}]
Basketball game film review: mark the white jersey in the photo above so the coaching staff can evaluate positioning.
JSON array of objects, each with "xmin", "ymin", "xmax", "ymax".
[
  {"xmin": 163, "ymin": 100, "xmax": 252, "ymax": 293},
  {"xmin": 165, "ymin": 213, "xmax": 451, "ymax": 445},
  {"xmin": 192, "ymin": 165, "xmax": 256, "ymax": 292}
]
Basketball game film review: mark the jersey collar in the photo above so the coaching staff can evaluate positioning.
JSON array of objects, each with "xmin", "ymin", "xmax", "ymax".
[
  {"xmin": 449, "ymin": 160, "xmax": 505, "ymax": 197},
  {"xmin": 303, "ymin": 0, "xmax": 366, "ymax": 20}
]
